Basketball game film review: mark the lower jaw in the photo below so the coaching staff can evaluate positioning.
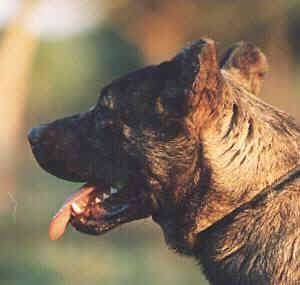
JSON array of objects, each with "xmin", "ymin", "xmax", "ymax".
[
  {"xmin": 70, "ymin": 216, "xmax": 121, "ymax": 235},
  {"xmin": 70, "ymin": 201, "xmax": 152, "ymax": 237},
  {"xmin": 48, "ymin": 182, "xmax": 153, "ymax": 240}
]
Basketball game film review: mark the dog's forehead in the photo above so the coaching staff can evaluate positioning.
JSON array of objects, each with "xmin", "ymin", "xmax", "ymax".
[
  {"xmin": 96, "ymin": 40, "xmax": 209, "ymax": 112},
  {"xmin": 97, "ymin": 63, "xmax": 174, "ymax": 109}
]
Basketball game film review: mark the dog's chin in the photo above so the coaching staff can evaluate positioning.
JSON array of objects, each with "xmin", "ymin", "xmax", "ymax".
[{"xmin": 48, "ymin": 180, "xmax": 153, "ymax": 241}]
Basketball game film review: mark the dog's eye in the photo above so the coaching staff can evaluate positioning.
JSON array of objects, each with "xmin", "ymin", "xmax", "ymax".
[
  {"xmin": 94, "ymin": 108, "xmax": 116, "ymax": 132},
  {"xmin": 99, "ymin": 118, "xmax": 114, "ymax": 129},
  {"xmin": 159, "ymin": 120, "xmax": 182, "ymax": 140}
]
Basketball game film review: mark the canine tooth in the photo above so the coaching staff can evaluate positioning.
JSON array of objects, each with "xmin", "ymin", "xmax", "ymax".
[
  {"xmin": 95, "ymin": 197, "xmax": 101, "ymax": 203},
  {"xmin": 110, "ymin": 187, "xmax": 118, "ymax": 194},
  {"xmin": 71, "ymin": 202, "xmax": 84, "ymax": 214},
  {"xmin": 103, "ymin": 193, "xmax": 110, "ymax": 200}
]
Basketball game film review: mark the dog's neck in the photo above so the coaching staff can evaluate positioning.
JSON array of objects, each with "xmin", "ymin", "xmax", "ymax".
[
  {"xmin": 156, "ymin": 79, "xmax": 300, "ymax": 257},
  {"xmin": 191, "ymin": 79, "xmax": 300, "ymax": 234},
  {"xmin": 187, "ymin": 80, "xmax": 300, "ymax": 284},
  {"xmin": 152, "ymin": 72, "xmax": 300, "ymax": 283}
]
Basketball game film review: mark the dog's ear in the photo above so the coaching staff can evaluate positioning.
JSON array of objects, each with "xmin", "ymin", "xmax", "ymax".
[
  {"xmin": 157, "ymin": 39, "xmax": 223, "ymax": 118},
  {"xmin": 220, "ymin": 42, "xmax": 268, "ymax": 95}
]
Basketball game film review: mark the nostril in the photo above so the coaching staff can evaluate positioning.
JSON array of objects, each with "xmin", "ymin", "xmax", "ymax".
[{"xmin": 27, "ymin": 125, "xmax": 47, "ymax": 145}]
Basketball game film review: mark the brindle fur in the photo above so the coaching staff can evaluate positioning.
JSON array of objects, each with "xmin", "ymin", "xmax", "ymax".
[{"xmin": 28, "ymin": 39, "xmax": 300, "ymax": 285}]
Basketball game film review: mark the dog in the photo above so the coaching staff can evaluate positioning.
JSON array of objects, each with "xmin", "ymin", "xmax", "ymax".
[{"xmin": 28, "ymin": 38, "xmax": 300, "ymax": 285}]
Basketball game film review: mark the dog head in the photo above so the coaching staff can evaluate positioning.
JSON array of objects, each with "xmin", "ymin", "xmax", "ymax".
[{"xmin": 28, "ymin": 39, "xmax": 266, "ymax": 245}]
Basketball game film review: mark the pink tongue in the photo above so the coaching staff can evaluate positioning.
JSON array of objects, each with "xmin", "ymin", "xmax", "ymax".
[{"xmin": 48, "ymin": 184, "xmax": 95, "ymax": 241}]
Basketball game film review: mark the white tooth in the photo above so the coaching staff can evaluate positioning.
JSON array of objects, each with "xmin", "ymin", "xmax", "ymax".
[
  {"xmin": 103, "ymin": 193, "xmax": 110, "ymax": 200},
  {"xmin": 71, "ymin": 202, "xmax": 84, "ymax": 214},
  {"xmin": 95, "ymin": 197, "xmax": 101, "ymax": 203},
  {"xmin": 110, "ymin": 187, "xmax": 118, "ymax": 194}
]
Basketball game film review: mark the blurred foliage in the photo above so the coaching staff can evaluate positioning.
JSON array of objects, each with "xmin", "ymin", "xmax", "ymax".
[
  {"xmin": 27, "ymin": 25, "xmax": 143, "ymax": 124},
  {"xmin": 1, "ymin": 1, "xmax": 300, "ymax": 284}
]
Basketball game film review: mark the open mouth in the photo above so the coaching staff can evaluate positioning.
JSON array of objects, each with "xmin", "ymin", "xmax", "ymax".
[
  {"xmin": 49, "ymin": 180, "xmax": 153, "ymax": 240},
  {"xmin": 27, "ymin": 124, "xmax": 155, "ymax": 240}
]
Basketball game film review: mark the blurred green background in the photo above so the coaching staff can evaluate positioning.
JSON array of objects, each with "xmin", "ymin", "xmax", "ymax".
[{"xmin": 0, "ymin": 1, "xmax": 299, "ymax": 284}]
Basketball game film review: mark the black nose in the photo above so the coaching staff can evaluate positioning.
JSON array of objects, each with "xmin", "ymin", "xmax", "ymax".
[{"xmin": 27, "ymin": 125, "xmax": 47, "ymax": 145}]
